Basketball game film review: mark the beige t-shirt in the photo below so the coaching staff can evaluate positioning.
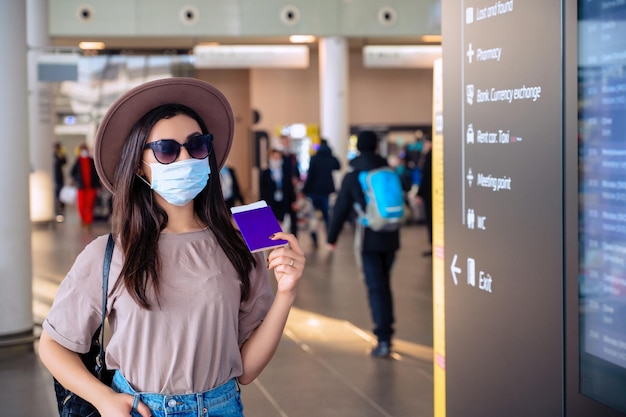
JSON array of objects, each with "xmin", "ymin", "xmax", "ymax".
[{"xmin": 43, "ymin": 230, "xmax": 274, "ymax": 394}]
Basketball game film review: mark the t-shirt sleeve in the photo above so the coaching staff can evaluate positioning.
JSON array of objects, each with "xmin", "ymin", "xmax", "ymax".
[
  {"xmin": 238, "ymin": 252, "xmax": 274, "ymax": 345},
  {"xmin": 42, "ymin": 235, "xmax": 109, "ymax": 354}
]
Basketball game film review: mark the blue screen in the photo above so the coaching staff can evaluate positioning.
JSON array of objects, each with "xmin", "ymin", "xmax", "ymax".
[{"xmin": 578, "ymin": 1, "xmax": 626, "ymax": 413}]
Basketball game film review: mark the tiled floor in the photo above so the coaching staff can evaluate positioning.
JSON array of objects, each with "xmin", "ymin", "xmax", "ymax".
[{"xmin": 1, "ymin": 209, "xmax": 434, "ymax": 417}]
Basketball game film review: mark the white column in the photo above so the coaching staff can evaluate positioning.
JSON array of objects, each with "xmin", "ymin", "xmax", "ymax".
[
  {"xmin": 27, "ymin": 0, "xmax": 55, "ymax": 222},
  {"xmin": 319, "ymin": 37, "xmax": 349, "ymax": 173},
  {"xmin": 0, "ymin": 1, "xmax": 33, "ymax": 337}
]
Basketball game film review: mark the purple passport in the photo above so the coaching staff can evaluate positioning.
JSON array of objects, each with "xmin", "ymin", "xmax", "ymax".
[{"xmin": 230, "ymin": 201, "xmax": 289, "ymax": 253}]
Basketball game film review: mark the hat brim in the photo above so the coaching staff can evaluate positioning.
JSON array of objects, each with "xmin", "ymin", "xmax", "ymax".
[{"xmin": 94, "ymin": 77, "xmax": 234, "ymax": 193}]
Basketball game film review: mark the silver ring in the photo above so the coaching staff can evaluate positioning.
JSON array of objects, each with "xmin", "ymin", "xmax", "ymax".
[{"xmin": 289, "ymin": 258, "xmax": 295, "ymax": 267}]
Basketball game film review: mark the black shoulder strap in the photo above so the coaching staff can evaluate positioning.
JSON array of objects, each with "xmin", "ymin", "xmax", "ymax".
[{"xmin": 95, "ymin": 233, "xmax": 115, "ymax": 378}]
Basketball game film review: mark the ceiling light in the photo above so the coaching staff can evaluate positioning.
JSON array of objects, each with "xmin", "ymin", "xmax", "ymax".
[
  {"xmin": 421, "ymin": 35, "xmax": 442, "ymax": 43},
  {"xmin": 363, "ymin": 45, "xmax": 442, "ymax": 68},
  {"xmin": 289, "ymin": 35, "xmax": 316, "ymax": 44},
  {"xmin": 78, "ymin": 41, "xmax": 105, "ymax": 50},
  {"xmin": 193, "ymin": 45, "xmax": 309, "ymax": 68}
]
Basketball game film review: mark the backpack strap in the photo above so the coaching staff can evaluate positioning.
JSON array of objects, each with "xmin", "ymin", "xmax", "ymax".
[{"xmin": 95, "ymin": 233, "xmax": 115, "ymax": 378}]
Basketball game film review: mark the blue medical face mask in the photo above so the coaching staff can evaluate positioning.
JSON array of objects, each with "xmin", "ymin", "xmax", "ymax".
[{"xmin": 140, "ymin": 157, "xmax": 210, "ymax": 206}]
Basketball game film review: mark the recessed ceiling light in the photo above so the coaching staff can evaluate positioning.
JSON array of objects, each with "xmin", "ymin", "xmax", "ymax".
[
  {"xmin": 289, "ymin": 35, "xmax": 316, "ymax": 44},
  {"xmin": 78, "ymin": 41, "xmax": 105, "ymax": 50},
  {"xmin": 421, "ymin": 35, "xmax": 442, "ymax": 43}
]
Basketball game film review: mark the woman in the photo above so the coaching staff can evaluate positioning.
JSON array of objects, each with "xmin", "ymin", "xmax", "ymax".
[
  {"xmin": 70, "ymin": 142, "xmax": 101, "ymax": 229},
  {"xmin": 39, "ymin": 78, "xmax": 305, "ymax": 417}
]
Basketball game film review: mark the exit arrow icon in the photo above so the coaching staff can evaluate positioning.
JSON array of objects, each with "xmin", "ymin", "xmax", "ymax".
[{"xmin": 451, "ymin": 254, "xmax": 461, "ymax": 285}]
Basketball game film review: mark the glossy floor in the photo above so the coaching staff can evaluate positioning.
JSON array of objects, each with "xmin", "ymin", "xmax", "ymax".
[{"xmin": 1, "ymin": 210, "xmax": 434, "ymax": 417}]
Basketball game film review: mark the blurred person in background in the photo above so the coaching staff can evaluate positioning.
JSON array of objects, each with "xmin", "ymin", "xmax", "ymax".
[
  {"xmin": 416, "ymin": 137, "xmax": 433, "ymax": 256},
  {"xmin": 53, "ymin": 141, "xmax": 67, "ymax": 214},
  {"xmin": 302, "ymin": 138, "xmax": 340, "ymax": 244},
  {"xmin": 70, "ymin": 142, "xmax": 101, "ymax": 230},
  {"xmin": 220, "ymin": 163, "xmax": 244, "ymax": 209},
  {"xmin": 279, "ymin": 135, "xmax": 301, "ymax": 236},
  {"xmin": 260, "ymin": 148, "xmax": 297, "ymax": 234},
  {"xmin": 279, "ymin": 134, "xmax": 301, "ymax": 185}
]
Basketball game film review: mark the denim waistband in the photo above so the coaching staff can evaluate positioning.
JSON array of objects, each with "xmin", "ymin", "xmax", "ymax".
[{"xmin": 111, "ymin": 370, "xmax": 240, "ymax": 414}]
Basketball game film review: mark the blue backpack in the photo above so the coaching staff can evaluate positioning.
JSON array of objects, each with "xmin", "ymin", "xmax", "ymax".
[{"xmin": 356, "ymin": 167, "xmax": 405, "ymax": 231}]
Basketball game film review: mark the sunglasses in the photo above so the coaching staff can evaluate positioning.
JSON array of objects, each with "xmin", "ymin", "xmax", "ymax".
[{"xmin": 144, "ymin": 133, "xmax": 213, "ymax": 164}]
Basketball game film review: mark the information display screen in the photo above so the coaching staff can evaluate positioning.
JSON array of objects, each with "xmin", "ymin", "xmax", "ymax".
[
  {"xmin": 442, "ymin": 0, "xmax": 564, "ymax": 414},
  {"xmin": 578, "ymin": 1, "xmax": 626, "ymax": 413}
]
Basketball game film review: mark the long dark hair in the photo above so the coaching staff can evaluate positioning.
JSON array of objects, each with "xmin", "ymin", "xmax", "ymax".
[{"xmin": 111, "ymin": 103, "xmax": 255, "ymax": 309}]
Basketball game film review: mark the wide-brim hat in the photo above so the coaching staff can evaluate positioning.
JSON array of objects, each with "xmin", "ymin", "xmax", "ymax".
[{"xmin": 94, "ymin": 77, "xmax": 234, "ymax": 193}]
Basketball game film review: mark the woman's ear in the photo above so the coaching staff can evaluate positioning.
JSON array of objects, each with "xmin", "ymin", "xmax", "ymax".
[
  {"xmin": 137, "ymin": 161, "xmax": 152, "ymax": 184},
  {"xmin": 136, "ymin": 161, "xmax": 146, "ymax": 177}
]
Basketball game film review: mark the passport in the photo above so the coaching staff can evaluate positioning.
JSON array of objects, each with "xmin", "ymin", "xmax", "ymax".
[{"xmin": 230, "ymin": 200, "xmax": 289, "ymax": 253}]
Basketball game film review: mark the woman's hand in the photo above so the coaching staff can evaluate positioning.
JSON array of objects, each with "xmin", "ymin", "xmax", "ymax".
[
  {"xmin": 267, "ymin": 232, "xmax": 305, "ymax": 293},
  {"xmin": 39, "ymin": 330, "xmax": 152, "ymax": 417},
  {"xmin": 95, "ymin": 391, "xmax": 152, "ymax": 417}
]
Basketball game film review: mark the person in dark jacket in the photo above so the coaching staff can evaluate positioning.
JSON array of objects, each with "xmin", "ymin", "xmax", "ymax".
[
  {"xmin": 327, "ymin": 130, "xmax": 400, "ymax": 358},
  {"xmin": 279, "ymin": 135, "xmax": 301, "ymax": 236},
  {"xmin": 416, "ymin": 137, "xmax": 433, "ymax": 256},
  {"xmin": 53, "ymin": 141, "xmax": 67, "ymax": 214},
  {"xmin": 302, "ymin": 139, "xmax": 341, "ymax": 236},
  {"xmin": 220, "ymin": 164, "xmax": 244, "ymax": 209},
  {"xmin": 260, "ymin": 148, "xmax": 297, "ymax": 232}
]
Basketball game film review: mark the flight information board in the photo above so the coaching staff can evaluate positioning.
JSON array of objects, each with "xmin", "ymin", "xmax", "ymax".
[{"xmin": 578, "ymin": 1, "xmax": 626, "ymax": 414}]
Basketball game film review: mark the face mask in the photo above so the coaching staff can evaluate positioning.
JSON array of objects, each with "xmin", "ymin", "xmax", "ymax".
[
  {"xmin": 269, "ymin": 159, "xmax": 282, "ymax": 170},
  {"xmin": 142, "ymin": 158, "xmax": 210, "ymax": 206},
  {"xmin": 80, "ymin": 150, "xmax": 89, "ymax": 158}
]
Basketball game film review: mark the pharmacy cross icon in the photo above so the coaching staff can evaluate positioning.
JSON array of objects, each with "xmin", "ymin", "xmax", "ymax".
[{"xmin": 467, "ymin": 43, "xmax": 474, "ymax": 63}]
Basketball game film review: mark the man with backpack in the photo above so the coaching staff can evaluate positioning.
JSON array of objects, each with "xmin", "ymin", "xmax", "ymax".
[{"xmin": 327, "ymin": 130, "xmax": 401, "ymax": 358}]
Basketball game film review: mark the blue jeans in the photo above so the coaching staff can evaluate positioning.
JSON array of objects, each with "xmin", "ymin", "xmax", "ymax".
[
  {"xmin": 361, "ymin": 250, "xmax": 396, "ymax": 343},
  {"xmin": 111, "ymin": 371, "xmax": 244, "ymax": 417}
]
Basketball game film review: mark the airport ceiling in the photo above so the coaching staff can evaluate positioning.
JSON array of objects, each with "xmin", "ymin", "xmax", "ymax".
[
  {"xmin": 47, "ymin": 1, "xmax": 441, "ymax": 54},
  {"xmin": 50, "ymin": 35, "xmax": 431, "ymax": 54}
]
